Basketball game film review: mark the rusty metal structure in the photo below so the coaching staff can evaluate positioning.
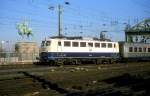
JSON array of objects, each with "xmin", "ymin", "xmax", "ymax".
[{"xmin": 125, "ymin": 18, "xmax": 150, "ymax": 43}]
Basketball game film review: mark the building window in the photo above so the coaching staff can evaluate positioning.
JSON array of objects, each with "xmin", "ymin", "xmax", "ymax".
[
  {"xmin": 108, "ymin": 43, "xmax": 112, "ymax": 48},
  {"xmin": 80, "ymin": 42, "xmax": 86, "ymax": 47},
  {"xmin": 88, "ymin": 43, "xmax": 93, "ymax": 47},
  {"xmin": 139, "ymin": 47, "xmax": 142, "ymax": 52},
  {"xmin": 64, "ymin": 41, "xmax": 70, "ymax": 47},
  {"xmin": 46, "ymin": 41, "xmax": 51, "ymax": 46},
  {"xmin": 101, "ymin": 43, "xmax": 106, "ymax": 48},
  {"xmin": 95, "ymin": 43, "xmax": 100, "ymax": 48},
  {"xmin": 129, "ymin": 47, "xmax": 133, "ymax": 52},
  {"xmin": 134, "ymin": 47, "xmax": 137, "ymax": 52},
  {"xmin": 72, "ymin": 42, "xmax": 79, "ymax": 47},
  {"xmin": 58, "ymin": 41, "xmax": 61, "ymax": 46}
]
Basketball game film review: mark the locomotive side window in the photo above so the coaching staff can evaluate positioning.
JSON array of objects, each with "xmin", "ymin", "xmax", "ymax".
[
  {"xmin": 101, "ymin": 43, "xmax": 106, "ymax": 48},
  {"xmin": 58, "ymin": 41, "xmax": 61, "ymax": 46},
  {"xmin": 139, "ymin": 47, "xmax": 142, "ymax": 52},
  {"xmin": 72, "ymin": 42, "xmax": 79, "ymax": 47},
  {"xmin": 95, "ymin": 43, "xmax": 100, "ymax": 48},
  {"xmin": 80, "ymin": 42, "xmax": 86, "ymax": 47},
  {"xmin": 134, "ymin": 47, "xmax": 137, "ymax": 52},
  {"xmin": 108, "ymin": 43, "xmax": 112, "ymax": 48},
  {"xmin": 129, "ymin": 47, "xmax": 133, "ymax": 52},
  {"xmin": 64, "ymin": 41, "xmax": 70, "ymax": 47},
  {"xmin": 46, "ymin": 41, "xmax": 51, "ymax": 46},
  {"xmin": 88, "ymin": 43, "xmax": 93, "ymax": 47}
]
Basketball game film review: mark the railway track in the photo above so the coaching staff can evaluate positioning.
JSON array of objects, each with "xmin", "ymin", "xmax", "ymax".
[{"xmin": 0, "ymin": 62, "xmax": 149, "ymax": 80}]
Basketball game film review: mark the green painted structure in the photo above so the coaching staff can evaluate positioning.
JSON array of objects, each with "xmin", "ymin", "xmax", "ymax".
[{"xmin": 125, "ymin": 18, "xmax": 150, "ymax": 43}]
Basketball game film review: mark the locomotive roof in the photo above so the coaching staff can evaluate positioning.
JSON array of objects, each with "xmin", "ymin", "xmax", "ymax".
[{"xmin": 48, "ymin": 36, "xmax": 111, "ymax": 42}]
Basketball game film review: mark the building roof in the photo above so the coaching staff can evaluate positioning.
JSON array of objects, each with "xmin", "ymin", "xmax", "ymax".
[{"xmin": 125, "ymin": 18, "xmax": 150, "ymax": 34}]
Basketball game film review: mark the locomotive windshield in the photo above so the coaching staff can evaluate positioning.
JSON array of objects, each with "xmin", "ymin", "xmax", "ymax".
[
  {"xmin": 41, "ymin": 41, "xmax": 45, "ymax": 46},
  {"xmin": 46, "ymin": 41, "xmax": 51, "ymax": 46},
  {"xmin": 41, "ymin": 41, "xmax": 51, "ymax": 46}
]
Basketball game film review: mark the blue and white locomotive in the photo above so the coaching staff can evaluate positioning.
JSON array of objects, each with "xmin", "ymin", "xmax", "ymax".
[{"xmin": 39, "ymin": 36, "xmax": 119, "ymax": 65}]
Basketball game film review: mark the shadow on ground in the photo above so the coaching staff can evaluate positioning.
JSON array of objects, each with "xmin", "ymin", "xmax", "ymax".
[
  {"xmin": 101, "ymin": 73, "xmax": 150, "ymax": 96},
  {"xmin": 19, "ymin": 71, "xmax": 150, "ymax": 96},
  {"xmin": 19, "ymin": 71, "xmax": 68, "ymax": 94},
  {"xmin": 66, "ymin": 72, "xmax": 150, "ymax": 96}
]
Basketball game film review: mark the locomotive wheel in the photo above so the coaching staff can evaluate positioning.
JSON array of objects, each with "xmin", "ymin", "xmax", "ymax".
[
  {"xmin": 56, "ymin": 59, "xmax": 64, "ymax": 66},
  {"xmin": 96, "ymin": 59, "xmax": 102, "ymax": 64},
  {"xmin": 50, "ymin": 60, "xmax": 56, "ymax": 66}
]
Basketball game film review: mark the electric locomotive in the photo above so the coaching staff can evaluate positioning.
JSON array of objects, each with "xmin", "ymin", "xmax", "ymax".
[{"xmin": 39, "ymin": 36, "xmax": 119, "ymax": 65}]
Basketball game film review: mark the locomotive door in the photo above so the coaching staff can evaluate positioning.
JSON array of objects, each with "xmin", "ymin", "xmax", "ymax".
[
  {"xmin": 57, "ymin": 41, "xmax": 63, "ymax": 57},
  {"xmin": 113, "ymin": 43, "xmax": 118, "ymax": 58},
  {"xmin": 88, "ymin": 43, "xmax": 93, "ymax": 57}
]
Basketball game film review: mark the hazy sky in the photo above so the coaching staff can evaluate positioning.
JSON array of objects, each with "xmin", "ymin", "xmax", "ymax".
[{"xmin": 0, "ymin": 0, "xmax": 150, "ymax": 46}]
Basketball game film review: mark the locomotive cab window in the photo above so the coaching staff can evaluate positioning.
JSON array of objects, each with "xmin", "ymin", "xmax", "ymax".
[
  {"xmin": 41, "ymin": 41, "xmax": 45, "ymax": 46},
  {"xmin": 46, "ymin": 41, "xmax": 51, "ymax": 46},
  {"xmin": 72, "ymin": 42, "xmax": 79, "ymax": 47},
  {"xmin": 80, "ymin": 42, "xmax": 86, "ymax": 47},
  {"xmin": 114, "ymin": 44, "xmax": 116, "ymax": 48},
  {"xmin": 101, "ymin": 43, "xmax": 106, "ymax": 48},
  {"xmin": 108, "ymin": 43, "xmax": 112, "ymax": 48},
  {"xmin": 64, "ymin": 41, "xmax": 70, "ymax": 47}
]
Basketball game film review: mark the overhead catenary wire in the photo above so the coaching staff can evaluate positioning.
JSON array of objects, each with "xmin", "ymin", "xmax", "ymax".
[{"xmin": 0, "ymin": 0, "xmax": 148, "ymax": 41}]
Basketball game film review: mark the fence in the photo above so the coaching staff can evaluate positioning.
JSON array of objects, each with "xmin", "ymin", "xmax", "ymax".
[{"xmin": 0, "ymin": 52, "xmax": 39, "ymax": 65}]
